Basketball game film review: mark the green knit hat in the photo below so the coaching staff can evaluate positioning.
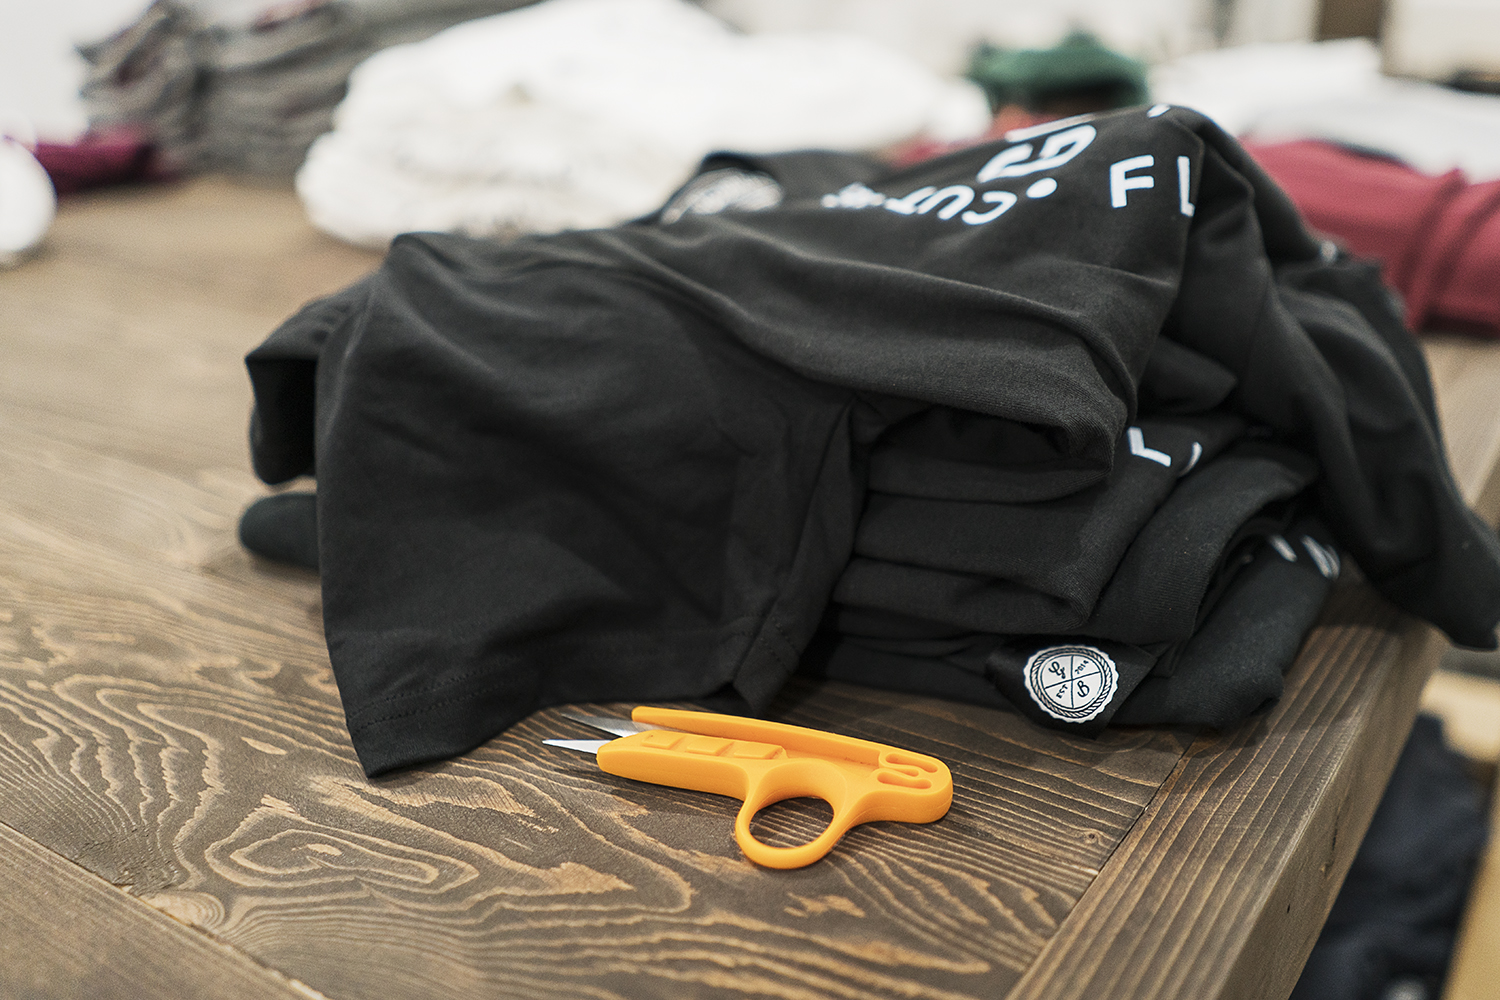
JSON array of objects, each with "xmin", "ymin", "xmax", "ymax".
[{"xmin": 967, "ymin": 31, "xmax": 1150, "ymax": 113}]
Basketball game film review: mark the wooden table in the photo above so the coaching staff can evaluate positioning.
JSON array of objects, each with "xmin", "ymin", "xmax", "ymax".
[{"xmin": 3, "ymin": 178, "xmax": 1498, "ymax": 1000}]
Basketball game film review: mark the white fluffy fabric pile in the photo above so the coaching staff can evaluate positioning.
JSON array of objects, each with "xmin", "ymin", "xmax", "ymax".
[
  {"xmin": 297, "ymin": 0, "xmax": 991, "ymax": 246},
  {"xmin": 0, "ymin": 137, "xmax": 55, "ymax": 267}
]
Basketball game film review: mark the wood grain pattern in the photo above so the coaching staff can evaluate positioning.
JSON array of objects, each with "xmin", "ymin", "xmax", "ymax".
[
  {"xmin": 0, "ymin": 818, "xmax": 310, "ymax": 1000},
  {"xmin": 0, "ymin": 179, "xmax": 1187, "ymax": 1000},
  {"xmin": 0, "ymin": 603, "xmax": 1186, "ymax": 1000}
]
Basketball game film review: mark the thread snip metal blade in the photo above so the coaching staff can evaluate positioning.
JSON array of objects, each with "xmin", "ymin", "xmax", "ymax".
[
  {"xmin": 543, "ymin": 739, "xmax": 611, "ymax": 755},
  {"xmin": 557, "ymin": 709, "xmax": 667, "ymax": 738}
]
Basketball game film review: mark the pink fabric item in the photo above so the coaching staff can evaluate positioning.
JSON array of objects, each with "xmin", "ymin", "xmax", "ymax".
[
  {"xmin": 31, "ymin": 128, "xmax": 170, "ymax": 196},
  {"xmin": 1247, "ymin": 139, "xmax": 1500, "ymax": 337}
]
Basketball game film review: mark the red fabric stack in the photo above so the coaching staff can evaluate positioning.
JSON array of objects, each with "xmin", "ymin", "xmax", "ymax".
[{"xmin": 1247, "ymin": 139, "xmax": 1500, "ymax": 337}]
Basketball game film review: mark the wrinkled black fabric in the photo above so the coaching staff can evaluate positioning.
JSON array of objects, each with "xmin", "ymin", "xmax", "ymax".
[
  {"xmin": 865, "ymin": 407, "xmax": 1115, "ymax": 504},
  {"xmin": 1137, "ymin": 332, "xmax": 1240, "ymax": 414},
  {"xmin": 245, "ymin": 105, "xmax": 1500, "ymax": 774},
  {"xmin": 238, "ymin": 492, "xmax": 319, "ymax": 570},
  {"xmin": 309, "ymin": 258, "xmax": 860, "ymax": 772},
  {"xmin": 1289, "ymin": 714, "xmax": 1486, "ymax": 1000},
  {"xmin": 1165, "ymin": 148, "xmax": 1500, "ymax": 646},
  {"xmin": 1085, "ymin": 441, "xmax": 1316, "ymax": 645},
  {"xmin": 1110, "ymin": 515, "xmax": 1338, "ymax": 726},
  {"xmin": 836, "ymin": 415, "xmax": 1256, "ymax": 635}
]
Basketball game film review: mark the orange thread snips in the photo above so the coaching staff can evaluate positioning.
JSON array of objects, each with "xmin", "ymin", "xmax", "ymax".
[{"xmin": 594, "ymin": 707, "xmax": 952, "ymax": 869}]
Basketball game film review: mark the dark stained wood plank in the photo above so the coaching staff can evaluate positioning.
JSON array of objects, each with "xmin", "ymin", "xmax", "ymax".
[
  {"xmin": 0, "ymin": 593, "xmax": 1185, "ymax": 1000},
  {"xmin": 0, "ymin": 819, "xmax": 308, "ymax": 1000},
  {"xmin": 767, "ymin": 682, "xmax": 1189, "ymax": 874},
  {"xmin": 0, "ymin": 178, "xmax": 1191, "ymax": 1000}
]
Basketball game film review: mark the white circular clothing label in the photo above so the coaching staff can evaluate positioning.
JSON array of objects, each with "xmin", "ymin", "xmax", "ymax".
[{"xmin": 1023, "ymin": 645, "xmax": 1119, "ymax": 723}]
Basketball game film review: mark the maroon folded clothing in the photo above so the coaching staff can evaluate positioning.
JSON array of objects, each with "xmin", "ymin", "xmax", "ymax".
[
  {"xmin": 31, "ymin": 128, "xmax": 172, "ymax": 195},
  {"xmin": 1247, "ymin": 139, "xmax": 1500, "ymax": 337}
]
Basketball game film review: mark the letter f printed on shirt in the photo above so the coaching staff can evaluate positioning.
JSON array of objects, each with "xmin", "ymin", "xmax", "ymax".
[{"xmin": 1110, "ymin": 156, "xmax": 1154, "ymax": 208}]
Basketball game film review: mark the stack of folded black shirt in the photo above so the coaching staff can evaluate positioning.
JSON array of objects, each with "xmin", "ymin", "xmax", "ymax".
[{"xmin": 244, "ymin": 105, "xmax": 1500, "ymax": 775}]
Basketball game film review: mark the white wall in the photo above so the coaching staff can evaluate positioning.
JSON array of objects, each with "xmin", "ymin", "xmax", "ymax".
[
  {"xmin": 1385, "ymin": 0, "xmax": 1500, "ymax": 76},
  {"xmin": 0, "ymin": 0, "xmax": 152, "ymax": 141},
  {"xmin": 1222, "ymin": 0, "xmax": 1320, "ymax": 46}
]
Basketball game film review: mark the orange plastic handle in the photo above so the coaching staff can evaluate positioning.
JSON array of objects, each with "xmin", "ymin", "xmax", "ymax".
[{"xmin": 593, "ymin": 707, "xmax": 953, "ymax": 869}]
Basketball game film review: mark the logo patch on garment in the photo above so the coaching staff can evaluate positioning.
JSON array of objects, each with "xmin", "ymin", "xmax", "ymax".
[{"xmin": 1023, "ymin": 645, "xmax": 1119, "ymax": 723}]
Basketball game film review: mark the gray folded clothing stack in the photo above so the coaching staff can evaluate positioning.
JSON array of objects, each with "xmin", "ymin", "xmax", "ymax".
[{"xmin": 78, "ymin": 0, "xmax": 535, "ymax": 176}]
